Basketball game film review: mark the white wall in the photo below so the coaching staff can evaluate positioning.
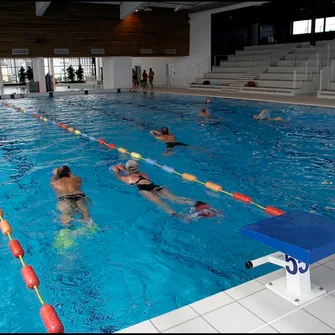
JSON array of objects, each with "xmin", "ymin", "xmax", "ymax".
[
  {"xmin": 132, "ymin": 57, "xmax": 186, "ymax": 87},
  {"xmin": 113, "ymin": 57, "xmax": 132, "ymax": 89},
  {"xmin": 102, "ymin": 56, "xmax": 132, "ymax": 89}
]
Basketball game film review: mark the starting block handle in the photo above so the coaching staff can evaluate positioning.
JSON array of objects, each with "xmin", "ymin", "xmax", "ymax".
[{"xmin": 245, "ymin": 252, "xmax": 285, "ymax": 269}]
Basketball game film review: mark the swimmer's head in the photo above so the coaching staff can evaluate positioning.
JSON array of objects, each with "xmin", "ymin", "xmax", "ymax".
[
  {"xmin": 200, "ymin": 107, "xmax": 207, "ymax": 113},
  {"xmin": 57, "ymin": 165, "xmax": 71, "ymax": 178},
  {"xmin": 205, "ymin": 97, "xmax": 211, "ymax": 103},
  {"xmin": 161, "ymin": 127, "xmax": 169, "ymax": 135},
  {"xmin": 125, "ymin": 160, "xmax": 139, "ymax": 174}
]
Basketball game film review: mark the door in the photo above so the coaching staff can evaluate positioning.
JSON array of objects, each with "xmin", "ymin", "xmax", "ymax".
[{"xmin": 166, "ymin": 63, "xmax": 175, "ymax": 87}]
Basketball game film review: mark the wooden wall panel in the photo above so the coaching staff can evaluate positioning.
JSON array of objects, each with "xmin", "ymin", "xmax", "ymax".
[{"xmin": 0, "ymin": 2, "xmax": 190, "ymax": 57}]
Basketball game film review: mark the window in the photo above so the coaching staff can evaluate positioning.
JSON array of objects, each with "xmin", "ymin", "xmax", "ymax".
[
  {"xmin": 315, "ymin": 18, "xmax": 325, "ymax": 33},
  {"xmin": 1, "ymin": 58, "xmax": 30, "ymax": 84},
  {"xmin": 325, "ymin": 16, "xmax": 335, "ymax": 32},
  {"xmin": 293, "ymin": 20, "xmax": 311, "ymax": 35}
]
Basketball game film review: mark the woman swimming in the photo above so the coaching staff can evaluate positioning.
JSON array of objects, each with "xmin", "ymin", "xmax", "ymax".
[{"xmin": 110, "ymin": 160, "xmax": 196, "ymax": 217}]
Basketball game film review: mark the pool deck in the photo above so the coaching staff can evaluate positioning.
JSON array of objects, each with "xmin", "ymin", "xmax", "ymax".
[
  {"xmin": 152, "ymin": 88, "xmax": 335, "ymax": 109},
  {"xmin": 2, "ymin": 86, "xmax": 335, "ymax": 109},
  {"xmin": 117, "ymin": 254, "xmax": 335, "ymax": 333}
]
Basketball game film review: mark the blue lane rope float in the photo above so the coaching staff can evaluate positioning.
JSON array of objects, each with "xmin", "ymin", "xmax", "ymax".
[{"xmin": 1, "ymin": 101, "xmax": 285, "ymax": 217}]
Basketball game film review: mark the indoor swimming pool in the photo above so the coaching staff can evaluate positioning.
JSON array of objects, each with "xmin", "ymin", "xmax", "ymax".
[{"xmin": 0, "ymin": 92, "xmax": 334, "ymax": 332}]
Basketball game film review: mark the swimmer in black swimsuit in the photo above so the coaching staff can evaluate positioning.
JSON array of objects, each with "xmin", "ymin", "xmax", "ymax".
[
  {"xmin": 111, "ymin": 160, "xmax": 195, "ymax": 216},
  {"xmin": 165, "ymin": 142, "xmax": 189, "ymax": 149},
  {"xmin": 51, "ymin": 165, "xmax": 91, "ymax": 225},
  {"xmin": 150, "ymin": 127, "xmax": 188, "ymax": 154}
]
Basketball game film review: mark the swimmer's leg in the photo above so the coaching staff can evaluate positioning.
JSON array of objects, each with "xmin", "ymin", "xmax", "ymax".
[
  {"xmin": 76, "ymin": 198, "xmax": 91, "ymax": 221},
  {"xmin": 57, "ymin": 201, "xmax": 74, "ymax": 226},
  {"xmin": 139, "ymin": 190, "xmax": 177, "ymax": 216},
  {"xmin": 158, "ymin": 188, "xmax": 195, "ymax": 205},
  {"xmin": 272, "ymin": 117, "xmax": 284, "ymax": 122}
]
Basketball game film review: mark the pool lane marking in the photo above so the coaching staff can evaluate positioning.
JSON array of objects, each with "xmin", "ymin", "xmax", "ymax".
[{"xmin": 1, "ymin": 102, "xmax": 284, "ymax": 217}]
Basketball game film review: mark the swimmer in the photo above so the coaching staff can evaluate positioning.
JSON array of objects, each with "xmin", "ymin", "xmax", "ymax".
[
  {"xmin": 150, "ymin": 127, "xmax": 189, "ymax": 151},
  {"xmin": 190, "ymin": 201, "xmax": 218, "ymax": 219},
  {"xmin": 199, "ymin": 106, "xmax": 210, "ymax": 117},
  {"xmin": 205, "ymin": 97, "xmax": 211, "ymax": 104},
  {"xmin": 253, "ymin": 109, "xmax": 284, "ymax": 122},
  {"xmin": 51, "ymin": 165, "xmax": 91, "ymax": 226},
  {"xmin": 110, "ymin": 160, "xmax": 195, "ymax": 218}
]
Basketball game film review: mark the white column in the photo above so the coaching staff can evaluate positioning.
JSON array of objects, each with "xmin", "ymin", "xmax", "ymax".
[
  {"xmin": 49, "ymin": 57, "xmax": 55, "ymax": 89},
  {"xmin": 32, "ymin": 57, "xmax": 46, "ymax": 93},
  {"xmin": 0, "ymin": 60, "xmax": 3, "ymax": 94},
  {"xmin": 101, "ymin": 57, "xmax": 132, "ymax": 89},
  {"xmin": 96, "ymin": 57, "xmax": 102, "ymax": 81}
]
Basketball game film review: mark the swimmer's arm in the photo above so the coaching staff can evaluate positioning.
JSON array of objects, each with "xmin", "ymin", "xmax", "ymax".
[
  {"xmin": 258, "ymin": 109, "xmax": 267, "ymax": 118},
  {"xmin": 116, "ymin": 163, "xmax": 126, "ymax": 171},
  {"xmin": 150, "ymin": 130, "xmax": 161, "ymax": 138},
  {"xmin": 111, "ymin": 166, "xmax": 129, "ymax": 182}
]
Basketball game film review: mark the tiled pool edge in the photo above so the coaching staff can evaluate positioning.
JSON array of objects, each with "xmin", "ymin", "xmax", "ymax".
[
  {"xmin": 153, "ymin": 88, "xmax": 335, "ymax": 109},
  {"xmin": 2, "ymin": 87, "xmax": 335, "ymax": 109},
  {"xmin": 116, "ymin": 255, "xmax": 335, "ymax": 333}
]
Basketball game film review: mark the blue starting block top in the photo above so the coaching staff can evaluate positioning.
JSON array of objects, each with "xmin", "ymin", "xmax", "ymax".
[{"xmin": 241, "ymin": 210, "xmax": 335, "ymax": 265}]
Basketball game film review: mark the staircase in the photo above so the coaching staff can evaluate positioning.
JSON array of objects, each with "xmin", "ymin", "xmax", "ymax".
[{"xmin": 221, "ymin": 52, "xmax": 287, "ymax": 93}]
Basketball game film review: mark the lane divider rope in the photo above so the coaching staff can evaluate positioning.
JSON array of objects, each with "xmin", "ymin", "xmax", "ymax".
[
  {"xmin": 0, "ymin": 207, "xmax": 64, "ymax": 333},
  {"xmin": 1, "ymin": 102, "xmax": 285, "ymax": 217}
]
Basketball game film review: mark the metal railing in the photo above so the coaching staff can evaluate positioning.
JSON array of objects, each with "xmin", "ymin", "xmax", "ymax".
[
  {"xmin": 292, "ymin": 44, "xmax": 332, "ymax": 90},
  {"xmin": 319, "ymin": 58, "xmax": 335, "ymax": 91},
  {"xmin": 213, "ymin": 51, "xmax": 277, "ymax": 68},
  {"xmin": 187, "ymin": 57, "xmax": 211, "ymax": 85}
]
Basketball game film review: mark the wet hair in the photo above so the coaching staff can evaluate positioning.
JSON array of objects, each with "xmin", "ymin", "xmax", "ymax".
[
  {"xmin": 57, "ymin": 165, "xmax": 71, "ymax": 178},
  {"xmin": 201, "ymin": 107, "xmax": 207, "ymax": 113},
  {"xmin": 125, "ymin": 160, "xmax": 139, "ymax": 174},
  {"xmin": 161, "ymin": 127, "xmax": 169, "ymax": 135}
]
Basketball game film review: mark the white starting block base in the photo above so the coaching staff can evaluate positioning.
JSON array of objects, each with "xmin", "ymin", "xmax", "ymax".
[{"xmin": 266, "ymin": 275, "xmax": 327, "ymax": 306}]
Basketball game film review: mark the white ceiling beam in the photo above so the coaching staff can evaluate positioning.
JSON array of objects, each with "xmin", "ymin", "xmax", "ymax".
[
  {"xmin": 35, "ymin": 2, "xmax": 51, "ymax": 16},
  {"xmin": 120, "ymin": 2, "xmax": 148, "ymax": 20},
  {"xmin": 148, "ymin": 2, "xmax": 192, "ymax": 9}
]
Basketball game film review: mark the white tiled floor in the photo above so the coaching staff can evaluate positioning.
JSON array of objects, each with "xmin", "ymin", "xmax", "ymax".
[
  {"xmin": 117, "ymin": 264, "xmax": 335, "ymax": 333},
  {"xmin": 150, "ymin": 306, "xmax": 198, "ymax": 332}
]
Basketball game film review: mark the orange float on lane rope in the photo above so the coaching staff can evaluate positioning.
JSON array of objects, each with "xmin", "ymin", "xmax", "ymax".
[
  {"xmin": 205, "ymin": 182, "xmax": 222, "ymax": 192},
  {"xmin": 233, "ymin": 192, "xmax": 252, "ymax": 203},
  {"xmin": 40, "ymin": 304, "xmax": 64, "ymax": 334},
  {"xmin": 0, "ymin": 219, "xmax": 13, "ymax": 235},
  {"xmin": 21, "ymin": 265, "xmax": 40, "ymax": 289},
  {"xmin": 98, "ymin": 139, "xmax": 107, "ymax": 145},
  {"xmin": 0, "ymin": 207, "xmax": 4, "ymax": 217},
  {"xmin": 265, "ymin": 206, "xmax": 285, "ymax": 216},
  {"xmin": 182, "ymin": 173, "xmax": 197, "ymax": 181},
  {"xmin": 9, "ymin": 239, "xmax": 25, "ymax": 258}
]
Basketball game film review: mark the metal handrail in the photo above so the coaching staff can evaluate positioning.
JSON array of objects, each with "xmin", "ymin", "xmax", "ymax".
[
  {"xmin": 188, "ymin": 57, "xmax": 211, "ymax": 72},
  {"xmin": 292, "ymin": 44, "xmax": 331, "ymax": 90}
]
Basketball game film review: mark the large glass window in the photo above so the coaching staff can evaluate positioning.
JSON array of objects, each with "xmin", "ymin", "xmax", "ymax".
[
  {"xmin": 53, "ymin": 57, "xmax": 94, "ymax": 81},
  {"xmin": 1, "ymin": 57, "xmax": 95, "ymax": 83},
  {"xmin": 315, "ymin": 18, "xmax": 325, "ymax": 33},
  {"xmin": 293, "ymin": 20, "xmax": 311, "ymax": 35},
  {"xmin": 325, "ymin": 16, "xmax": 335, "ymax": 32},
  {"xmin": 1, "ymin": 58, "xmax": 30, "ymax": 84}
]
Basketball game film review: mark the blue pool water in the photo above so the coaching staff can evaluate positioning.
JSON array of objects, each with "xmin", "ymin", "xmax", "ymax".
[{"xmin": 0, "ymin": 92, "xmax": 334, "ymax": 333}]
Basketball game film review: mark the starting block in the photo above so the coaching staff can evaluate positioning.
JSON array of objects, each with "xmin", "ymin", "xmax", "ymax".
[{"xmin": 241, "ymin": 210, "xmax": 335, "ymax": 306}]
